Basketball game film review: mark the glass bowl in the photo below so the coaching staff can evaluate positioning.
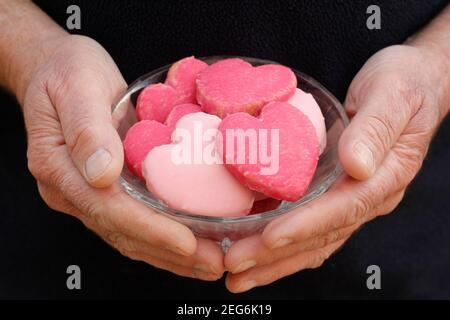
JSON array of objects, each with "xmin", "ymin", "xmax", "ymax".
[{"xmin": 112, "ymin": 56, "xmax": 349, "ymax": 249}]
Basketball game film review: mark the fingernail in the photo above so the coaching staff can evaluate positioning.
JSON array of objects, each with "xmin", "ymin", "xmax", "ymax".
[
  {"xmin": 272, "ymin": 238, "xmax": 293, "ymax": 249},
  {"xmin": 85, "ymin": 148, "xmax": 112, "ymax": 181},
  {"xmin": 236, "ymin": 280, "xmax": 257, "ymax": 293},
  {"xmin": 233, "ymin": 260, "xmax": 256, "ymax": 273},
  {"xmin": 353, "ymin": 142, "xmax": 375, "ymax": 176}
]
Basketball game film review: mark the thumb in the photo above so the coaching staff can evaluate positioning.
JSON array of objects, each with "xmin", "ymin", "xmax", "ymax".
[
  {"xmin": 52, "ymin": 68, "xmax": 126, "ymax": 188},
  {"xmin": 339, "ymin": 80, "xmax": 417, "ymax": 180}
]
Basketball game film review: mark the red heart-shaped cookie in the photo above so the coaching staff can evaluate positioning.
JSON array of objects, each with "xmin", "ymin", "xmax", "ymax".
[
  {"xmin": 165, "ymin": 56, "xmax": 208, "ymax": 103},
  {"xmin": 123, "ymin": 120, "xmax": 172, "ymax": 179},
  {"xmin": 136, "ymin": 83, "xmax": 179, "ymax": 123},
  {"xmin": 218, "ymin": 101, "xmax": 319, "ymax": 201},
  {"xmin": 196, "ymin": 58, "xmax": 297, "ymax": 118}
]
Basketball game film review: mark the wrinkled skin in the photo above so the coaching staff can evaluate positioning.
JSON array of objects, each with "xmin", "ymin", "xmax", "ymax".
[
  {"xmin": 22, "ymin": 36, "xmax": 449, "ymax": 293},
  {"xmin": 23, "ymin": 35, "xmax": 225, "ymax": 281},
  {"xmin": 224, "ymin": 45, "xmax": 449, "ymax": 293}
]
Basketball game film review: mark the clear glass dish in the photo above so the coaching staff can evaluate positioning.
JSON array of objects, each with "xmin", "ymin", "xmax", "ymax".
[{"xmin": 112, "ymin": 56, "xmax": 349, "ymax": 249}]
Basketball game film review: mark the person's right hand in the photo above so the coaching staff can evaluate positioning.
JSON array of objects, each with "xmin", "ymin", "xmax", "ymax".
[{"xmin": 22, "ymin": 34, "xmax": 224, "ymax": 280}]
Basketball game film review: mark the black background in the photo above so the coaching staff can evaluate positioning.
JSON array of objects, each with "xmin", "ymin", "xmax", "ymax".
[{"xmin": 0, "ymin": 0, "xmax": 449, "ymax": 299}]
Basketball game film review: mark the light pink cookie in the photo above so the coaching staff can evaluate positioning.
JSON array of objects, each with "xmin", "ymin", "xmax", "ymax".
[
  {"xmin": 218, "ymin": 102, "xmax": 319, "ymax": 201},
  {"xmin": 136, "ymin": 83, "xmax": 179, "ymax": 123},
  {"xmin": 165, "ymin": 56, "xmax": 208, "ymax": 103},
  {"xmin": 143, "ymin": 112, "xmax": 254, "ymax": 216},
  {"xmin": 287, "ymin": 88, "xmax": 327, "ymax": 153},
  {"xmin": 123, "ymin": 120, "xmax": 172, "ymax": 179},
  {"xmin": 196, "ymin": 58, "xmax": 297, "ymax": 118},
  {"xmin": 165, "ymin": 103, "xmax": 202, "ymax": 129}
]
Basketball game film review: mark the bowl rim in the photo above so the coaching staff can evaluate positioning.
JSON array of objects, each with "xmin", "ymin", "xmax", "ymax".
[{"xmin": 113, "ymin": 55, "xmax": 350, "ymax": 223}]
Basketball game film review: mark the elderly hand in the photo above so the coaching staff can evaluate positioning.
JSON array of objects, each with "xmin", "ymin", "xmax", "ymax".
[
  {"xmin": 224, "ymin": 44, "xmax": 450, "ymax": 293},
  {"xmin": 22, "ymin": 34, "xmax": 224, "ymax": 280}
]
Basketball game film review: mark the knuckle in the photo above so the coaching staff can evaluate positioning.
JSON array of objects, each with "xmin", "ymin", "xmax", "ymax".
[
  {"xmin": 364, "ymin": 114, "xmax": 395, "ymax": 155},
  {"xmin": 377, "ymin": 191, "xmax": 405, "ymax": 216},
  {"xmin": 309, "ymin": 248, "xmax": 331, "ymax": 269},
  {"xmin": 107, "ymin": 232, "xmax": 137, "ymax": 254},
  {"xmin": 326, "ymin": 228, "xmax": 344, "ymax": 245},
  {"xmin": 346, "ymin": 190, "xmax": 372, "ymax": 225},
  {"xmin": 87, "ymin": 190, "xmax": 122, "ymax": 230},
  {"xmin": 36, "ymin": 183, "xmax": 56, "ymax": 209},
  {"xmin": 27, "ymin": 148, "xmax": 65, "ymax": 188},
  {"xmin": 36, "ymin": 182, "xmax": 76, "ymax": 215},
  {"xmin": 389, "ymin": 152, "xmax": 421, "ymax": 190},
  {"xmin": 267, "ymin": 268, "xmax": 285, "ymax": 283},
  {"xmin": 305, "ymin": 233, "xmax": 332, "ymax": 251},
  {"xmin": 309, "ymin": 253, "xmax": 325, "ymax": 269},
  {"xmin": 27, "ymin": 150, "xmax": 44, "ymax": 181},
  {"xmin": 82, "ymin": 201, "xmax": 106, "ymax": 229},
  {"xmin": 65, "ymin": 119, "xmax": 98, "ymax": 155}
]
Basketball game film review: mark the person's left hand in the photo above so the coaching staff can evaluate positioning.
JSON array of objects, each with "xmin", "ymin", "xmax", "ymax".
[{"xmin": 224, "ymin": 44, "xmax": 449, "ymax": 293}]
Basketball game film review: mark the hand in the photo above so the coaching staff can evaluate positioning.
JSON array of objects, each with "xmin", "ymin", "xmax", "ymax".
[
  {"xmin": 224, "ymin": 44, "xmax": 450, "ymax": 293},
  {"xmin": 23, "ymin": 34, "xmax": 224, "ymax": 280}
]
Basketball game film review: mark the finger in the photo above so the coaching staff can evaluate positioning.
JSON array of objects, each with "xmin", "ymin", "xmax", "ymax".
[
  {"xmin": 226, "ymin": 239, "xmax": 346, "ymax": 293},
  {"xmin": 96, "ymin": 230, "xmax": 224, "ymax": 278},
  {"xmin": 136, "ymin": 237, "xmax": 225, "ymax": 278},
  {"xmin": 49, "ymin": 62, "xmax": 127, "ymax": 188},
  {"xmin": 262, "ymin": 175, "xmax": 404, "ymax": 250},
  {"xmin": 233, "ymin": 191, "xmax": 399, "ymax": 276},
  {"xmin": 339, "ymin": 77, "xmax": 422, "ymax": 180},
  {"xmin": 226, "ymin": 223, "xmax": 358, "ymax": 274},
  {"xmin": 36, "ymin": 182, "xmax": 83, "ymax": 217},
  {"xmin": 130, "ymin": 253, "xmax": 221, "ymax": 281},
  {"xmin": 37, "ymin": 143, "xmax": 198, "ymax": 256}
]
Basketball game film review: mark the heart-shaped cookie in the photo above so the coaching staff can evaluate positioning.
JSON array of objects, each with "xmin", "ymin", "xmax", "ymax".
[
  {"xmin": 143, "ymin": 112, "xmax": 254, "ymax": 217},
  {"xmin": 218, "ymin": 101, "xmax": 319, "ymax": 201},
  {"xmin": 125, "ymin": 104, "xmax": 202, "ymax": 179},
  {"xmin": 124, "ymin": 120, "xmax": 172, "ymax": 179},
  {"xmin": 196, "ymin": 58, "xmax": 297, "ymax": 118},
  {"xmin": 165, "ymin": 103, "xmax": 202, "ymax": 129},
  {"xmin": 136, "ymin": 83, "xmax": 179, "ymax": 123},
  {"xmin": 165, "ymin": 56, "xmax": 208, "ymax": 103},
  {"xmin": 287, "ymin": 88, "xmax": 327, "ymax": 153}
]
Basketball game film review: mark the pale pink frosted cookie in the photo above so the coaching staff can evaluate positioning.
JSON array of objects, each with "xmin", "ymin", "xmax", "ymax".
[
  {"xmin": 123, "ymin": 120, "xmax": 172, "ymax": 179},
  {"xmin": 165, "ymin": 56, "xmax": 208, "ymax": 103},
  {"xmin": 196, "ymin": 58, "xmax": 297, "ymax": 118},
  {"xmin": 165, "ymin": 103, "xmax": 202, "ymax": 129},
  {"xmin": 287, "ymin": 88, "xmax": 327, "ymax": 153},
  {"xmin": 218, "ymin": 102, "xmax": 319, "ymax": 201},
  {"xmin": 136, "ymin": 83, "xmax": 179, "ymax": 123},
  {"xmin": 143, "ymin": 112, "xmax": 254, "ymax": 217}
]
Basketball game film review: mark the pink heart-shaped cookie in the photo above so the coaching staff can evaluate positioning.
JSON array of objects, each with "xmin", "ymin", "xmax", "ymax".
[
  {"xmin": 287, "ymin": 88, "xmax": 327, "ymax": 154},
  {"xmin": 218, "ymin": 101, "xmax": 319, "ymax": 201},
  {"xmin": 143, "ymin": 112, "xmax": 254, "ymax": 217},
  {"xmin": 123, "ymin": 120, "xmax": 172, "ymax": 179},
  {"xmin": 125, "ymin": 104, "xmax": 202, "ymax": 179},
  {"xmin": 136, "ymin": 83, "xmax": 179, "ymax": 123},
  {"xmin": 165, "ymin": 56, "xmax": 208, "ymax": 103},
  {"xmin": 196, "ymin": 58, "xmax": 297, "ymax": 118},
  {"xmin": 165, "ymin": 103, "xmax": 202, "ymax": 129}
]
